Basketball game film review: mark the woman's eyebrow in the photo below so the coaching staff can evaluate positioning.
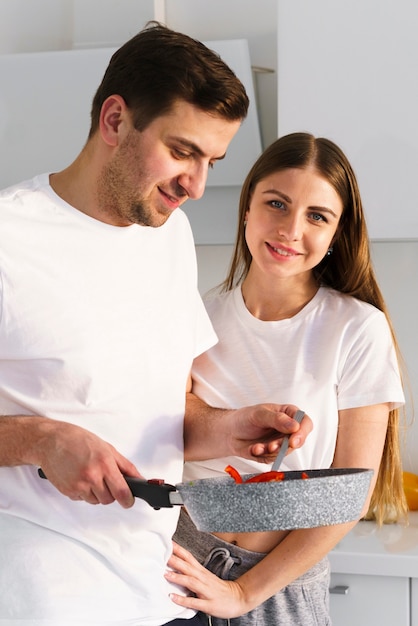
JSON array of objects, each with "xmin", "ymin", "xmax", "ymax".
[
  {"xmin": 261, "ymin": 189, "xmax": 339, "ymax": 218},
  {"xmin": 262, "ymin": 188, "xmax": 292, "ymax": 203},
  {"xmin": 310, "ymin": 206, "xmax": 339, "ymax": 219}
]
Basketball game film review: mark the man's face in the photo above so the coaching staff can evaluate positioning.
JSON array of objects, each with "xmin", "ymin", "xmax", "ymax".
[{"xmin": 97, "ymin": 101, "xmax": 241, "ymax": 227}]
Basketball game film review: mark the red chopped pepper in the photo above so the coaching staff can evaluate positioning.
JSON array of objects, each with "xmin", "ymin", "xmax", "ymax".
[
  {"xmin": 243, "ymin": 471, "xmax": 285, "ymax": 483},
  {"xmin": 225, "ymin": 464, "xmax": 243, "ymax": 483},
  {"xmin": 225, "ymin": 465, "xmax": 310, "ymax": 483}
]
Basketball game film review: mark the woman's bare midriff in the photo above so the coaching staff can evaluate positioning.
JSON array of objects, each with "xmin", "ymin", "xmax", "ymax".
[{"xmin": 212, "ymin": 529, "xmax": 291, "ymax": 553}]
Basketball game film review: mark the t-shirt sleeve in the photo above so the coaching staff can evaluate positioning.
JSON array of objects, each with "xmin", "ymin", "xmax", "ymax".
[
  {"xmin": 337, "ymin": 310, "xmax": 404, "ymax": 410},
  {"xmin": 193, "ymin": 291, "xmax": 218, "ymax": 359}
]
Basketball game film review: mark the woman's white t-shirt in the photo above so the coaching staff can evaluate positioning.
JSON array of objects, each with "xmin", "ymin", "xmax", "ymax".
[{"xmin": 185, "ymin": 285, "xmax": 404, "ymax": 481}]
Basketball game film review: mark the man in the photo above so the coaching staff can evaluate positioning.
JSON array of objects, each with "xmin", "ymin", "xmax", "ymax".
[{"xmin": 0, "ymin": 22, "xmax": 309, "ymax": 625}]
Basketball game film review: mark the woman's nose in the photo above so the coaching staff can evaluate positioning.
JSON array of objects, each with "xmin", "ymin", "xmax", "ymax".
[{"xmin": 277, "ymin": 212, "xmax": 302, "ymax": 241}]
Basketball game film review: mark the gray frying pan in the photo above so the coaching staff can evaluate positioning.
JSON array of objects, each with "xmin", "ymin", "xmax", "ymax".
[
  {"xmin": 112, "ymin": 467, "xmax": 373, "ymax": 532},
  {"xmin": 38, "ymin": 467, "xmax": 373, "ymax": 532}
]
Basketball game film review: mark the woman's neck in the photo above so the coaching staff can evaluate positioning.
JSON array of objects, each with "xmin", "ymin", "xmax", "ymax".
[{"xmin": 241, "ymin": 269, "xmax": 319, "ymax": 321}]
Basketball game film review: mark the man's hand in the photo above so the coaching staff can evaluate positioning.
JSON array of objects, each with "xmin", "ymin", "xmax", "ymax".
[
  {"xmin": 184, "ymin": 394, "xmax": 312, "ymax": 462},
  {"xmin": 33, "ymin": 418, "xmax": 141, "ymax": 508},
  {"xmin": 225, "ymin": 403, "xmax": 312, "ymax": 463}
]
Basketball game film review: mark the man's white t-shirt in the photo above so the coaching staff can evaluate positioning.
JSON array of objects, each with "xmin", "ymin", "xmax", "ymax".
[{"xmin": 0, "ymin": 174, "xmax": 217, "ymax": 625}]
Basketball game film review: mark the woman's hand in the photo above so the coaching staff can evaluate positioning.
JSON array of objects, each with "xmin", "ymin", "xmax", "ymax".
[{"xmin": 165, "ymin": 541, "xmax": 250, "ymax": 619}]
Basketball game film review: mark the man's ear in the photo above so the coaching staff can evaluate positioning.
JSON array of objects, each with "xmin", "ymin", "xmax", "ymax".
[{"xmin": 99, "ymin": 95, "xmax": 128, "ymax": 147}]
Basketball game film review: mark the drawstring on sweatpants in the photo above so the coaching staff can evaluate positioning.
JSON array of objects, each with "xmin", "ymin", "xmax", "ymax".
[
  {"xmin": 203, "ymin": 546, "xmax": 242, "ymax": 626},
  {"xmin": 208, "ymin": 616, "xmax": 230, "ymax": 626}
]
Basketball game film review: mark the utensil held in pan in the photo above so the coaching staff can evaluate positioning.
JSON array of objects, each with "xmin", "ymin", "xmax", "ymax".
[{"xmin": 271, "ymin": 409, "xmax": 305, "ymax": 472}]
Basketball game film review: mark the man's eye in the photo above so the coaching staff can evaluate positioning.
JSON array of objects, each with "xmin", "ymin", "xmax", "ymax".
[{"xmin": 173, "ymin": 149, "xmax": 190, "ymax": 159}]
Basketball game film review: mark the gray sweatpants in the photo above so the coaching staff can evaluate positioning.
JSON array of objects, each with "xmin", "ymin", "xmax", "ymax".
[{"xmin": 173, "ymin": 509, "xmax": 331, "ymax": 626}]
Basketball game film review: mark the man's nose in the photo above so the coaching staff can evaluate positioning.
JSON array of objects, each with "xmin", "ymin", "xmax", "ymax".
[{"xmin": 177, "ymin": 163, "xmax": 208, "ymax": 200}]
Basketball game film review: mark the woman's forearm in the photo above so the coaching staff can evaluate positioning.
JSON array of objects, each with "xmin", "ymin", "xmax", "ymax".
[
  {"xmin": 234, "ymin": 523, "xmax": 356, "ymax": 609},
  {"xmin": 168, "ymin": 521, "xmax": 358, "ymax": 617}
]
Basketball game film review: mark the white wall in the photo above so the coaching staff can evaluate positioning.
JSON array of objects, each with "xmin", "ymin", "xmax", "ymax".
[
  {"xmin": 0, "ymin": 0, "xmax": 277, "ymax": 149},
  {"xmin": 0, "ymin": 0, "xmax": 74, "ymax": 52},
  {"xmin": 0, "ymin": 0, "xmax": 154, "ymax": 52},
  {"xmin": 277, "ymin": 0, "xmax": 418, "ymax": 240},
  {"xmin": 72, "ymin": 0, "xmax": 154, "ymax": 48}
]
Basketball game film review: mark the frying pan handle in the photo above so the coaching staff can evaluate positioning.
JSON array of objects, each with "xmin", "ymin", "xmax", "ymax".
[
  {"xmin": 37, "ymin": 468, "xmax": 177, "ymax": 510},
  {"xmin": 123, "ymin": 477, "xmax": 178, "ymax": 509}
]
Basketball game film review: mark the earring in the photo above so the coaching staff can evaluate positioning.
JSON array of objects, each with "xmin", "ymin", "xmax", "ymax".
[
  {"xmin": 327, "ymin": 246, "xmax": 333, "ymax": 256},
  {"xmin": 244, "ymin": 220, "xmax": 248, "ymax": 227}
]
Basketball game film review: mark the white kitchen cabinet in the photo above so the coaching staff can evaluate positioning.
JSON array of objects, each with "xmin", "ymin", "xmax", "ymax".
[
  {"xmin": 277, "ymin": 0, "xmax": 418, "ymax": 240},
  {"xmin": 329, "ymin": 572, "xmax": 409, "ymax": 626},
  {"xmin": 411, "ymin": 578, "xmax": 418, "ymax": 626},
  {"xmin": 328, "ymin": 513, "xmax": 418, "ymax": 626}
]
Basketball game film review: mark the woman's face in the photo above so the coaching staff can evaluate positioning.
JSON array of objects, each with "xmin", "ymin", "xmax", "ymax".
[{"xmin": 244, "ymin": 166, "xmax": 343, "ymax": 281}]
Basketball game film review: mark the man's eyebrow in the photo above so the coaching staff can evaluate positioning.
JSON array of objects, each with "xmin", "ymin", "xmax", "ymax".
[{"xmin": 170, "ymin": 137, "xmax": 226, "ymax": 161}]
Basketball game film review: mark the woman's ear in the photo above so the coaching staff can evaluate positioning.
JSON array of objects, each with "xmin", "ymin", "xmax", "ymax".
[
  {"xmin": 99, "ymin": 95, "xmax": 128, "ymax": 147},
  {"xmin": 331, "ymin": 222, "xmax": 344, "ymax": 246}
]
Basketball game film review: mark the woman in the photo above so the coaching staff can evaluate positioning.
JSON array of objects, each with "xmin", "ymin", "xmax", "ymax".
[{"xmin": 166, "ymin": 133, "xmax": 408, "ymax": 625}]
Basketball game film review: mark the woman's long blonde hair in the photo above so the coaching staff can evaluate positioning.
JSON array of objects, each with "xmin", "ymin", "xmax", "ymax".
[{"xmin": 223, "ymin": 132, "xmax": 408, "ymax": 524}]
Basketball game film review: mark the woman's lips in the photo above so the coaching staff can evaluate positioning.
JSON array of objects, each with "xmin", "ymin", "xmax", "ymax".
[{"xmin": 266, "ymin": 242, "xmax": 299, "ymax": 257}]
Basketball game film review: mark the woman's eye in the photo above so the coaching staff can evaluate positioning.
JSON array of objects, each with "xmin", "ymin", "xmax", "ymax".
[
  {"xmin": 310, "ymin": 212, "xmax": 327, "ymax": 223},
  {"xmin": 270, "ymin": 200, "xmax": 285, "ymax": 209}
]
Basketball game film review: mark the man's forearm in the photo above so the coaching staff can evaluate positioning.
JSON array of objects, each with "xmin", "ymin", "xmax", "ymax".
[
  {"xmin": 184, "ymin": 393, "xmax": 309, "ymax": 464},
  {"xmin": 0, "ymin": 414, "xmax": 51, "ymax": 466},
  {"xmin": 184, "ymin": 393, "xmax": 233, "ymax": 461}
]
